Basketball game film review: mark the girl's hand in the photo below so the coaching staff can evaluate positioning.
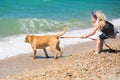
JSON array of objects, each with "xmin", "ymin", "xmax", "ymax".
[{"xmin": 80, "ymin": 35, "xmax": 88, "ymax": 39}]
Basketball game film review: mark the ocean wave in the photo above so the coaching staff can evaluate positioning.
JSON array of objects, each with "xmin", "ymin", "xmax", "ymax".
[
  {"xmin": 110, "ymin": 18, "xmax": 120, "ymax": 27},
  {"xmin": 19, "ymin": 18, "xmax": 91, "ymax": 34},
  {"xmin": 19, "ymin": 18, "xmax": 61, "ymax": 33},
  {"xmin": 0, "ymin": 18, "xmax": 91, "ymax": 38}
]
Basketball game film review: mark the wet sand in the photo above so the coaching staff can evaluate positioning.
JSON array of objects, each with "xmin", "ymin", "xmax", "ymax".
[{"xmin": 0, "ymin": 36, "xmax": 120, "ymax": 80}]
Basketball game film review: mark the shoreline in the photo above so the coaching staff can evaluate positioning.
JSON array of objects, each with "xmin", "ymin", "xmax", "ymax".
[{"xmin": 0, "ymin": 36, "xmax": 120, "ymax": 79}]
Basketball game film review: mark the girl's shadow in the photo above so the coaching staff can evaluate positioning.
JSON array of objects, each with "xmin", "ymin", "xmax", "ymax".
[{"xmin": 102, "ymin": 49, "xmax": 120, "ymax": 53}]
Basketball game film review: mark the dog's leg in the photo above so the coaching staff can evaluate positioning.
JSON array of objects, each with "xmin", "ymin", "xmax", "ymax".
[
  {"xmin": 57, "ymin": 45, "xmax": 63, "ymax": 57},
  {"xmin": 33, "ymin": 48, "xmax": 37, "ymax": 59},
  {"xmin": 43, "ymin": 48, "xmax": 49, "ymax": 58},
  {"xmin": 50, "ymin": 46, "xmax": 58, "ymax": 60}
]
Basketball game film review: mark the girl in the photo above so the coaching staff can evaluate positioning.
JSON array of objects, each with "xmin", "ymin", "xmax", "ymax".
[{"xmin": 80, "ymin": 11, "xmax": 118, "ymax": 54}]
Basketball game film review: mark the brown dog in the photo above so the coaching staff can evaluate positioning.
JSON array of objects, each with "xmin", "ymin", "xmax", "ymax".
[{"xmin": 25, "ymin": 25, "xmax": 67, "ymax": 59}]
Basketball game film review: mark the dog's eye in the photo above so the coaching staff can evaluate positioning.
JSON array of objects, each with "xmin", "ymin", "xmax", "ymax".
[{"xmin": 26, "ymin": 37, "xmax": 28, "ymax": 40}]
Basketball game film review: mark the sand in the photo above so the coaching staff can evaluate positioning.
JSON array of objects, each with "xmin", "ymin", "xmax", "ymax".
[{"xmin": 0, "ymin": 36, "xmax": 120, "ymax": 80}]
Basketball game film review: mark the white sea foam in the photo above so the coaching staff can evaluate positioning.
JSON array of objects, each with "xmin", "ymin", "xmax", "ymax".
[
  {"xmin": 0, "ymin": 35, "xmax": 32, "ymax": 59},
  {"xmin": 0, "ymin": 18, "xmax": 120, "ymax": 60},
  {"xmin": 110, "ymin": 18, "xmax": 120, "ymax": 27}
]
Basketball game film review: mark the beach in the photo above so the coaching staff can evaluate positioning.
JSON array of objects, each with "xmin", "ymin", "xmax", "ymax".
[{"xmin": 0, "ymin": 36, "xmax": 120, "ymax": 80}]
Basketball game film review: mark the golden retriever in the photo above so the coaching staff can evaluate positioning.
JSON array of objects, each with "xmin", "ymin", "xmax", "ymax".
[{"xmin": 25, "ymin": 25, "xmax": 67, "ymax": 59}]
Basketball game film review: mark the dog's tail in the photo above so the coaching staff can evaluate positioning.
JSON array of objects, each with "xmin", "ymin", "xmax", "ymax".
[{"xmin": 56, "ymin": 25, "xmax": 67, "ymax": 38}]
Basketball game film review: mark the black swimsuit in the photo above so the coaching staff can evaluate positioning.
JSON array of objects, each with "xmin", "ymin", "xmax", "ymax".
[{"xmin": 99, "ymin": 21, "xmax": 116, "ymax": 40}]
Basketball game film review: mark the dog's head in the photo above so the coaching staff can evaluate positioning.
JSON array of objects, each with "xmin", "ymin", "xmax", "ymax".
[{"xmin": 25, "ymin": 35, "xmax": 34, "ymax": 43}]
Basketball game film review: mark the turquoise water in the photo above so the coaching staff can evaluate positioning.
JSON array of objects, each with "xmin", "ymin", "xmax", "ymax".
[
  {"xmin": 0, "ymin": 0, "xmax": 120, "ymax": 19},
  {"xmin": 0, "ymin": 0, "xmax": 120, "ymax": 59},
  {"xmin": 0, "ymin": 0, "xmax": 120, "ymax": 37}
]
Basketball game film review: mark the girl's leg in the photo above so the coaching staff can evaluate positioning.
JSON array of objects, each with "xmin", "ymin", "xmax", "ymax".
[
  {"xmin": 94, "ymin": 37, "xmax": 103, "ymax": 54},
  {"xmin": 103, "ymin": 41, "xmax": 111, "ymax": 49}
]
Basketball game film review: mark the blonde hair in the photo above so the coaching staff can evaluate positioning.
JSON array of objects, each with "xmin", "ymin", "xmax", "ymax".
[{"xmin": 95, "ymin": 11, "xmax": 107, "ymax": 30}]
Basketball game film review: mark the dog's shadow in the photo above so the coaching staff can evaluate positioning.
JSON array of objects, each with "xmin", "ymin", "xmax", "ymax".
[
  {"xmin": 30, "ymin": 56, "xmax": 54, "ymax": 59},
  {"xmin": 30, "ymin": 55, "xmax": 68, "ymax": 59},
  {"xmin": 102, "ymin": 49, "xmax": 120, "ymax": 54}
]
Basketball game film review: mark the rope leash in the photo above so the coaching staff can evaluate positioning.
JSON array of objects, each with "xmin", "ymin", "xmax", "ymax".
[{"xmin": 60, "ymin": 36, "xmax": 96, "ymax": 40}]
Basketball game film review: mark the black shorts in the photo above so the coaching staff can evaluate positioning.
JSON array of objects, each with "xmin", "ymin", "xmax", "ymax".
[{"xmin": 99, "ymin": 33, "xmax": 108, "ymax": 40}]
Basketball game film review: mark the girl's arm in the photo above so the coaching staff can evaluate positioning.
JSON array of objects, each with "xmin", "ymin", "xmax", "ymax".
[{"xmin": 80, "ymin": 25, "xmax": 99, "ymax": 38}]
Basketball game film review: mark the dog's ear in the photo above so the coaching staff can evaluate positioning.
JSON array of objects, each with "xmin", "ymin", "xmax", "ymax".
[{"xmin": 29, "ymin": 35, "xmax": 34, "ymax": 42}]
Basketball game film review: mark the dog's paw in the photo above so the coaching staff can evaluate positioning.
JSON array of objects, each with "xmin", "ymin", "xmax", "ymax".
[
  {"xmin": 60, "ymin": 51, "xmax": 63, "ymax": 57},
  {"xmin": 46, "ymin": 56, "xmax": 49, "ymax": 58},
  {"xmin": 54, "ymin": 57, "xmax": 57, "ymax": 60},
  {"xmin": 60, "ymin": 55, "xmax": 62, "ymax": 57},
  {"xmin": 33, "ymin": 57, "xmax": 36, "ymax": 59}
]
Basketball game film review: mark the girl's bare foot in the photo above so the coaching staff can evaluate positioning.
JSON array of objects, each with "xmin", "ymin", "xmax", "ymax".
[{"xmin": 94, "ymin": 51, "xmax": 101, "ymax": 55}]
